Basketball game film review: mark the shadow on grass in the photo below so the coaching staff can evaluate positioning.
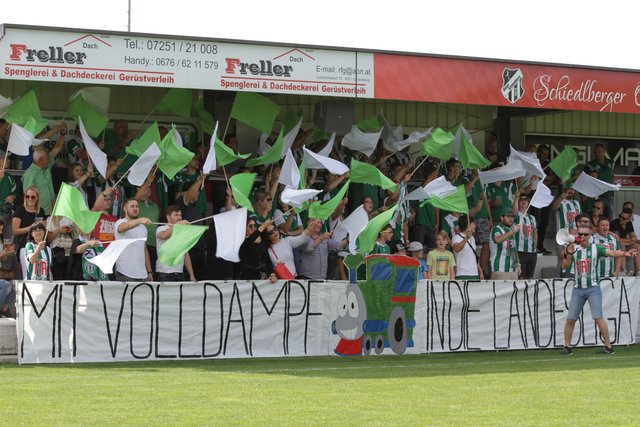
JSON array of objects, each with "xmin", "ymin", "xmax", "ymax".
[{"xmin": 13, "ymin": 343, "xmax": 640, "ymax": 379}]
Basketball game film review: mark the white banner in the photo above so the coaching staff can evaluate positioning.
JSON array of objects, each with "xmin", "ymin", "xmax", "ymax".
[
  {"xmin": 16, "ymin": 278, "xmax": 639, "ymax": 364},
  {"xmin": 0, "ymin": 27, "xmax": 374, "ymax": 98}
]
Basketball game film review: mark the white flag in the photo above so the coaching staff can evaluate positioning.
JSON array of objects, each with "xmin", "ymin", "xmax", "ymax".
[
  {"xmin": 302, "ymin": 146, "xmax": 349, "ymax": 175},
  {"xmin": 77, "ymin": 117, "xmax": 108, "ymax": 179},
  {"xmin": 332, "ymin": 205, "xmax": 369, "ymax": 254},
  {"xmin": 258, "ymin": 133, "xmax": 271, "ymax": 155},
  {"xmin": 478, "ymin": 160, "xmax": 525, "ymax": 185},
  {"xmin": 278, "ymin": 148, "xmax": 300, "ymax": 189},
  {"xmin": 202, "ymin": 121, "xmax": 219, "ymax": 174},
  {"xmin": 451, "ymin": 124, "xmax": 472, "ymax": 155},
  {"xmin": 6, "ymin": 124, "xmax": 34, "ymax": 156},
  {"xmin": 213, "ymin": 208, "xmax": 247, "ymax": 262},
  {"xmin": 173, "ymin": 127, "xmax": 183, "ymax": 147},
  {"xmin": 127, "ymin": 143, "xmax": 161, "ymax": 186},
  {"xmin": 508, "ymin": 146, "xmax": 546, "ymax": 180},
  {"xmin": 572, "ymin": 172, "xmax": 621, "ymax": 198},
  {"xmin": 318, "ymin": 133, "xmax": 336, "ymax": 157},
  {"xmin": 408, "ymin": 176, "xmax": 458, "ymax": 200},
  {"xmin": 529, "ymin": 182, "xmax": 555, "ymax": 209},
  {"xmin": 280, "ymin": 188, "xmax": 321, "ymax": 208},
  {"xmin": 69, "ymin": 87, "xmax": 110, "ymax": 115},
  {"xmin": 281, "ymin": 117, "xmax": 303, "ymax": 157},
  {"xmin": 381, "ymin": 115, "xmax": 405, "ymax": 152},
  {"xmin": 87, "ymin": 238, "xmax": 145, "ymax": 274},
  {"xmin": 0, "ymin": 94, "xmax": 12, "ymax": 113},
  {"xmin": 341, "ymin": 125, "xmax": 382, "ymax": 157}
]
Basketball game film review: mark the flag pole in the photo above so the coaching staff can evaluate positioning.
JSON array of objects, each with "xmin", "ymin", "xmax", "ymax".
[
  {"xmin": 190, "ymin": 214, "xmax": 215, "ymax": 224},
  {"xmin": 272, "ymin": 207, "xmax": 295, "ymax": 224},
  {"xmin": 411, "ymin": 156, "xmax": 430, "ymax": 176},
  {"xmin": 139, "ymin": 109, "xmax": 156, "ymax": 128},
  {"xmin": 112, "ymin": 169, "xmax": 130, "ymax": 188}
]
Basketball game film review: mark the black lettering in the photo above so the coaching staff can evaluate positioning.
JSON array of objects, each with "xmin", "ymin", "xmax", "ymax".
[
  {"xmin": 154, "ymin": 285, "xmax": 177, "ymax": 359},
  {"xmin": 100, "ymin": 283, "xmax": 129, "ymax": 358},
  {"xmin": 130, "ymin": 283, "xmax": 154, "ymax": 359},
  {"xmin": 202, "ymin": 283, "xmax": 224, "ymax": 358},
  {"xmin": 250, "ymin": 281, "xmax": 286, "ymax": 356},
  {"xmin": 304, "ymin": 281, "xmax": 323, "ymax": 354},
  {"xmin": 223, "ymin": 283, "xmax": 249, "ymax": 356}
]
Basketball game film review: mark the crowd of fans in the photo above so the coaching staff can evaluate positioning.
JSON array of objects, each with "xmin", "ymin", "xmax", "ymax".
[{"xmin": 0, "ymin": 118, "xmax": 637, "ymax": 321}]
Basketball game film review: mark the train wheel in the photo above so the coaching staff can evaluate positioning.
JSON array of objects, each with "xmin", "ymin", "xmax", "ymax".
[
  {"xmin": 387, "ymin": 306, "xmax": 407, "ymax": 354},
  {"xmin": 363, "ymin": 336, "xmax": 372, "ymax": 355},
  {"xmin": 374, "ymin": 335, "xmax": 384, "ymax": 354}
]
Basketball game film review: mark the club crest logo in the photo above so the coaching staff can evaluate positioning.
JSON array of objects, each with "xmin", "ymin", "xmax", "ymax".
[{"xmin": 501, "ymin": 68, "xmax": 524, "ymax": 104}]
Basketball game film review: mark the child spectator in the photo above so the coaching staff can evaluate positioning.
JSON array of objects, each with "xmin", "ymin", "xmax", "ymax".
[
  {"xmin": 426, "ymin": 231, "xmax": 456, "ymax": 280},
  {"xmin": 407, "ymin": 241, "xmax": 428, "ymax": 279}
]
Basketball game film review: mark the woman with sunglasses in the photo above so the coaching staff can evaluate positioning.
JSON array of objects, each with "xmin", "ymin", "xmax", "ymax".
[
  {"xmin": 12, "ymin": 186, "xmax": 47, "ymax": 250},
  {"xmin": 250, "ymin": 190, "xmax": 274, "ymax": 226},
  {"xmin": 264, "ymin": 220, "xmax": 313, "ymax": 279},
  {"xmin": 237, "ymin": 218, "xmax": 276, "ymax": 282},
  {"xmin": 588, "ymin": 199, "xmax": 606, "ymax": 233},
  {"xmin": 25, "ymin": 223, "xmax": 52, "ymax": 280}
]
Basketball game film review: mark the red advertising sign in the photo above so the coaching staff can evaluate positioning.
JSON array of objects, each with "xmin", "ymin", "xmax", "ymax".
[{"xmin": 374, "ymin": 53, "xmax": 640, "ymax": 114}]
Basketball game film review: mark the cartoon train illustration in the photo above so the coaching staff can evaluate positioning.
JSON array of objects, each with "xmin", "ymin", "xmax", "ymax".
[{"xmin": 332, "ymin": 254, "xmax": 418, "ymax": 356}]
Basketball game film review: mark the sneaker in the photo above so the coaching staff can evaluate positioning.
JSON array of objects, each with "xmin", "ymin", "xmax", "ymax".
[
  {"xmin": 561, "ymin": 346, "xmax": 573, "ymax": 355},
  {"xmin": 596, "ymin": 346, "xmax": 614, "ymax": 354},
  {"xmin": 539, "ymin": 248, "xmax": 552, "ymax": 255}
]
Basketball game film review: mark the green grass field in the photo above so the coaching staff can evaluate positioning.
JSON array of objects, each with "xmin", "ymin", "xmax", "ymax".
[{"xmin": 4, "ymin": 344, "xmax": 640, "ymax": 426}]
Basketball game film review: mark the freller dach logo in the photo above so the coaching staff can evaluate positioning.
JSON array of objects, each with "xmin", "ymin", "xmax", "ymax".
[
  {"xmin": 8, "ymin": 34, "xmax": 111, "ymax": 64},
  {"xmin": 501, "ymin": 67, "xmax": 525, "ymax": 104},
  {"xmin": 225, "ymin": 48, "xmax": 314, "ymax": 77}
]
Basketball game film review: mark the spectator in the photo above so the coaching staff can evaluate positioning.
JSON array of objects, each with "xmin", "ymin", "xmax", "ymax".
[
  {"xmin": 136, "ymin": 179, "xmax": 160, "ymax": 269},
  {"xmin": 237, "ymin": 218, "xmax": 276, "ymax": 282},
  {"xmin": 0, "ymin": 169, "xmax": 16, "ymax": 240},
  {"xmin": 94, "ymin": 157, "xmax": 125, "ymax": 218},
  {"xmin": 67, "ymin": 162, "xmax": 93, "ymax": 206},
  {"xmin": 12, "ymin": 186, "xmax": 47, "ymax": 250},
  {"xmin": 553, "ymin": 183, "xmax": 581, "ymax": 270},
  {"xmin": 264, "ymin": 221, "xmax": 312, "ymax": 279},
  {"xmin": 589, "ymin": 199, "xmax": 607, "ymax": 232},
  {"xmin": 426, "ymin": 231, "xmax": 456, "ymax": 280},
  {"xmin": 92, "ymin": 190, "xmax": 118, "ymax": 248},
  {"xmin": 467, "ymin": 168, "xmax": 492, "ymax": 277},
  {"xmin": 489, "ymin": 211, "xmax": 520, "ymax": 280},
  {"xmin": 412, "ymin": 165, "xmax": 439, "ymax": 250},
  {"xmin": 114, "ymin": 198, "xmax": 153, "ymax": 282},
  {"xmin": 371, "ymin": 224, "xmax": 393, "ymax": 254},
  {"xmin": 452, "ymin": 214, "xmax": 483, "ymax": 280},
  {"xmin": 486, "ymin": 176, "xmax": 516, "ymax": 221},
  {"xmin": 175, "ymin": 155, "xmax": 208, "ymax": 215},
  {"xmin": 584, "ymin": 144, "xmax": 615, "ymax": 219},
  {"xmin": 407, "ymin": 241, "xmax": 428, "ymax": 279},
  {"xmin": 251, "ymin": 190, "xmax": 275, "ymax": 226},
  {"xmin": 512, "ymin": 192, "xmax": 537, "ymax": 279},
  {"xmin": 176, "ymin": 173, "xmax": 208, "ymax": 280},
  {"xmin": 25, "ymin": 223, "xmax": 52, "ymax": 280},
  {"xmin": 0, "ymin": 236, "xmax": 17, "ymax": 318},
  {"xmin": 274, "ymin": 199, "xmax": 303, "ymax": 237},
  {"xmin": 592, "ymin": 217, "xmax": 621, "ymax": 278},
  {"xmin": 155, "ymin": 205, "xmax": 196, "ymax": 282},
  {"xmin": 45, "ymin": 215, "xmax": 74, "ymax": 280},
  {"xmin": 68, "ymin": 229, "xmax": 108, "ymax": 281},
  {"xmin": 21, "ymin": 124, "xmax": 66, "ymax": 215},
  {"xmin": 622, "ymin": 201, "xmax": 640, "ymax": 238},
  {"xmin": 533, "ymin": 144, "xmax": 552, "ymax": 254},
  {"xmin": 441, "ymin": 211, "xmax": 461, "ymax": 239},
  {"xmin": 610, "ymin": 207, "xmax": 640, "ymax": 276},
  {"xmin": 297, "ymin": 218, "xmax": 347, "ymax": 280}
]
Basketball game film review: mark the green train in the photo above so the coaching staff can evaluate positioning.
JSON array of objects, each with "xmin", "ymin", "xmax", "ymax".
[{"xmin": 332, "ymin": 254, "xmax": 419, "ymax": 356}]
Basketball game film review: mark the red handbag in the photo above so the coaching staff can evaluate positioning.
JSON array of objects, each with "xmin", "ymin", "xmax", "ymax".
[{"xmin": 270, "ymin": 247, "xmax": 295, "ymax": 280}]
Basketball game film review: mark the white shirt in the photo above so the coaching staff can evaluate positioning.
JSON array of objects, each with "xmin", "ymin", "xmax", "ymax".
[
  {"xmin": 267, "ymin": 233, "xmax": 309, "ymax": 276},
  {"xmin": 452, "ymin": 232, "xmax": 479, "ymax": 277},
  {"xmin": 114, "ymin": 218, "xmax": 148, "ymax": 279},
  {"xmin": 155, "ymin": 225, "xmax": 183, "ymax": 274}
]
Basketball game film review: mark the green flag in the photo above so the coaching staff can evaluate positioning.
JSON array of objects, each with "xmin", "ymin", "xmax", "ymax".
[
  {"xmin": 458, "ymin": 132, "xmax": 491, "ymax": 170},
  {"xmin": 67, "ymin": 95, "xmax": 109, "ymax": 138},
  {"xmin": 157, "ymin": 224, "xmax": 208, "ymax": 266},
  {"xmin": 214, "ymin": 137, "xmax": 251, "ymax": 167},
  {"xmin": 156, "ymin": 88, "xmax": 193, "ymax": 118},
  {"xmin": 23, "ymin": 116, "xmax": 49, "ymax": 136},
  {"xmin": 311, "ymin": 126, "xmax": 331, "ymax": 143},
  {"xmin": 308, "ymin": 180, "xmax": 350, "ymax": 220},
  {"xmin": 548, "ymin": 146, "xmax": 577, "ymax": 183},
  {"xmin": 52, "ymin": 183, "xmax": 101, "ymax": 233},
  {"xmin": 195, "ymin": 97, "xmax": 215, "ymax": 135},
  {"xmin": 357, "ymin": 204, "xmax": 398, "ymax": 254},
  {"xmin": 230, "ymin": 173, "xmax": 257, "ymax": 212},
  {"xmin": 5, "ymin": 88, "xmax": 42, "ymax": 127},
  {"xmin": 245, "ymin": 128, "xmax": 283, "ymax": 167},
  {"xmin": 424, "ymin": 186, "xmax": 469, "ymax": 214},
  {"xmin": 282, "ymin": 108, "xmax": 301, "ymax": 134},
  {"xmin": 125, "ymin": 122, "xmax": 161, "ymax": 156},
  {"xmin": 421, "ymin": 127, "xmax": 455, "ymax": 160},
  {"xmin": 157, "ymin": 127, "xmax": 195, "ymax": 179},
  {"xmin": 350, "ymin": 159, "xmax": 398, "ymax": 191},
  {"xmin": 230, "ymin": 92, "xmax": 281, "ymax": 134},
  {"xmin": 357, "ymin": 115, "xmax": 382, "ymax": 132}
]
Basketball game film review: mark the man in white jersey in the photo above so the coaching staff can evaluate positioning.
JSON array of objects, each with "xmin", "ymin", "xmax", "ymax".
[
  {"xmin": 114, "ymin": 198, "xmax": 153, "ymax": 282},
  {"xmin": 592, "ymin": 218, "xmax": 621, "ymax": 278},
  {"xmin": 553, "ymin": 184, "xmax": 581, "ymax": 277},
  {"xmin": 560, "ymin": 226, "xmax": 636, "ymax": 355},
  {"xmin": 155, "ymin": 205, "xmax": 196, "ymax": 282},
  {"xmin": 512, "ymin": 192, "xmax": 537, "ymax": 279},
  {"xmin": 489, "ymin": 210, "xmax": 520, "ymax": 280}
]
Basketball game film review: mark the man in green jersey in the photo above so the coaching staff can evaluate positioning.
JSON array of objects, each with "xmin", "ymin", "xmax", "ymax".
[
  {"xmin": 560, "ymin": 226, "xmax": 636, "ymax": 355},
  {"xmin": 489, "ymin": 210, "xmax": 520, "ymax": 280}
]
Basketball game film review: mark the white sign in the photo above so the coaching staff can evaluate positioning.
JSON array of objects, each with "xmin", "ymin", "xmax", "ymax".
[
  {"xmin": 17, "ymin": 278, "xmax": 639, "ymax": 364},
  {"xmin": 0, "ymin": 27, "xmax": 374, "ymax": 98}
]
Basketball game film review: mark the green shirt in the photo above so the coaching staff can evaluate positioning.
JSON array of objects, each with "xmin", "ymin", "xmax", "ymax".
[
  {"xmin": 489, "ymin": 224, "xmax": 518, "ymax": 273},
  {"xmin": 572, "ymin": 244, "xmax": 607, "ymax": 288},
  {"xmin": 0, "ymin": 173, "xmax": 16, "ymax": 208},
  {"xmin": 592, "ymin": 233, "xmax": 620, "ymax": 279},
  {"xmin": 414, "ymin": 201, "xmax": 436, "ymax": 227},
  {"xmin": 22, "ymin": 155, "xmax": 55, "ymax": 214},
  {"xmin": 468, "ymin": 180, "xmax": 488, "ymax": 220},
  {"xmin": 486, "ymin": 182, "xmax": 516, "ymax": 220}
]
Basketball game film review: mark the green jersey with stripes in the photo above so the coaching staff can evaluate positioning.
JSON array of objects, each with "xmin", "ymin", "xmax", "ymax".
[
  {"xmin": 555, "ymin": 199, "xmax": 581, "ymax": 230},
  {"xmin": 490, "ymin": 224, "xmax": 518, "ymax": 273},
  {"xmin": 486, "ymin": 182, "xmax": 516, "ymax": 220},
  {"xmin": 592, "ymin": 233, "xmax": 620, "ymax": 278},
  {"xmin": 572, "ymin": 244, "xmax": 607, "ymax": 288},
  {"xmin": 515, "ymin": 212, "xmax": 537, "ymax": 253}
]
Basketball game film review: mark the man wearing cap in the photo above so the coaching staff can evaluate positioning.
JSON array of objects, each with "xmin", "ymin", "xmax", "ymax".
[
  {"xmin": 560, "ymin": 225, "xmax": 636, "ymax": 355},
  {"xmin": 512, "ymin": 191, "xmax": 537, "ymax": 279},
  {"xmin": 489, "ymin": 210, "xmax": 520, "ymax": 280}
]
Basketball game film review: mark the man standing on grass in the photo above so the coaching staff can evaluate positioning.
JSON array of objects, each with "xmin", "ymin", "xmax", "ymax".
[{"xmin": 560, "ymin": 226, "xmax": 636, "ymax": 355}]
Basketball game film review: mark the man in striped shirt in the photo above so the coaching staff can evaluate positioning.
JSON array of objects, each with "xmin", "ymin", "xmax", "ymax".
[
  {"xmin": 489, "ymin": 210, "xmax": 520, "ymax": 280},
  {"xmin": 553, "ymin": 184, "xmax": 581, "ymax": 276},
  {"xmin": 592, "ymin": 218, "xmax": 621, "ymax": 278},
  {"xmin": 512, "ymin": 192, "xmax": 537, "ymax": 279},
  {"xmin": 560, "ymin": 226, "xmax": 636, "ymax": 355}
]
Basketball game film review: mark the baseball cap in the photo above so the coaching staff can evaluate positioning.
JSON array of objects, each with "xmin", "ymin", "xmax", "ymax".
[
  {"xmin": 502, "ymin": 210, "xmax": 516, "ymax": 217},
  {"xmin": 395, "ymin": 243, "xmax": 406, "ymax": 252},
  {"xmin": 407, "ymin": 241, "xmax": 423, "ymax": 252}
]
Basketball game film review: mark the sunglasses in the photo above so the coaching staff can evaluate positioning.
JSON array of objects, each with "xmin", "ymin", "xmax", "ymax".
[
  {"xmin": 25, "ymin": 195, "xmax": 37, "ymax": 200},
  {"xmin": 619, "ymin": 216, "xmax": 630, "ymax": 221},
  {"xmin": 247, "ymin": 223, "xmax": 256, "ymax": 229},
  {"xmin": 578, "ymin": 233, "xmax": 591, "ymax": 237}
]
